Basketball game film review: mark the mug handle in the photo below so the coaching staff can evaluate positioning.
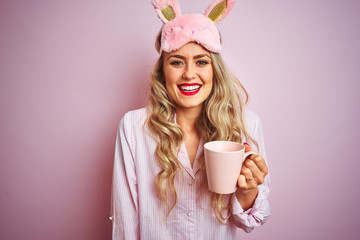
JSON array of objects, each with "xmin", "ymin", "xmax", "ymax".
[{"xmin": 243, "ymin": 151, "xmax": 257, "ymax": 161}]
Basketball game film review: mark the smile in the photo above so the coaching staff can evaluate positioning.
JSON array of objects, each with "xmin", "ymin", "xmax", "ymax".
[{"xmin": 177, "ymin": 83, "xmax": 202, "ymax": 96}]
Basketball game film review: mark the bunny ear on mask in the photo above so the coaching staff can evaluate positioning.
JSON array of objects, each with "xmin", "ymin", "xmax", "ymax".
[
  {"xmin": 204, "ymin": 0, "xmax": 236, "ymax": 24},
  {"xmin": 152, "ymin": 0, "xmax": 182, "ymax": 23},
  {"xmin": 152, "ymin": 0, "xmax": 237, "ymax": 53}
]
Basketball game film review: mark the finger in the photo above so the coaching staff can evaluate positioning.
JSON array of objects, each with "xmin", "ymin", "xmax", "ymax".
[
  {"xmin": 237, "ymin": 174, "xmax": 247, "ymax": 188},
  {"xmin": 251, "ymin": 155, "xmax": 269, "ymax": 176},
  {"xmin": 243, "ymin": 142, "xmax": 253, "ymax": 152},
  {"xmin": 249, "ymin": 154, "xmax": 258, "ymax": 160},
  {"xmin": 244, "ymin": 159, "xmax": 263, "ymax": 184},
  {"xmin": 241, "ymin": 167, "xmax": 253, "ymax": 181},
  {"xmin": 241, "ymin": 167, "xmax": 258, "ymax": 188},
  {"xmin": 246, "ymin": 177, "xmax": 257, "ymax": 188}
]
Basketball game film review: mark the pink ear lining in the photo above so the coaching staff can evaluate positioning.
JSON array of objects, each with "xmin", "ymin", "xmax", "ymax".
[
  {"xmin": 152, "ymin": 0, "xmax": 182, "ymax": 23},
  {"xmin": 204, "ymin": 0, "xmax": 236, "ymax": 24}
]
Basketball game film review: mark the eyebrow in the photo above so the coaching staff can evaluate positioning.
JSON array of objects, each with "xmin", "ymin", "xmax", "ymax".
[
  {"xmin": 194, "ymin": 54, "xmax": 211, "ymax": 59},
  {"xmin": 167, "ymin": 54, "xmax": 211, "ymax": 61}
]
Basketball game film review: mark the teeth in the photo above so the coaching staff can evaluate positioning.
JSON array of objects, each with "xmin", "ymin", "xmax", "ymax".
[{"xmin": 179, "ymin": 85, "xmax": 201, "ymax": 91}]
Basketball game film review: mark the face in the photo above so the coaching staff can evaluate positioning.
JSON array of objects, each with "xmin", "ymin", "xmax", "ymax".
[{"xmin": 162, "ymin": 42, "xmax": 214, "ymax": 112}]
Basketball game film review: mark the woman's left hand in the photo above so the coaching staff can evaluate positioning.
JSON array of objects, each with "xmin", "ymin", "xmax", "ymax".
[{"xmin": 236, "ymin": 143, "xmax": 268, "ymax": 210}]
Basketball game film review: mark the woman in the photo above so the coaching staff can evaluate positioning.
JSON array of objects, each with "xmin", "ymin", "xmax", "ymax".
[{"xmin": 111, "ymin": 0, "xmax": 270, "ymax": 239}]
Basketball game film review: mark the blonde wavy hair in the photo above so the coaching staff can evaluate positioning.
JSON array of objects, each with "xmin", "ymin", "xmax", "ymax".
[{"xmin": 146, "ymin": 32, "xmax": 259, "ymax": 223}]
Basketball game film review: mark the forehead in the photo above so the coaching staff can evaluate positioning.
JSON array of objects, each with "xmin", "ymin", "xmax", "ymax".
[{"xmin": 163, "ymin": 42, "xmax": 210, "ymax": 58}]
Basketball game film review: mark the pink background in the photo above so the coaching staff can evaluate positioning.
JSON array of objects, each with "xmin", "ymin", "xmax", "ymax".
[{"xmin": 1, "ymin": 0, "xmax": 359, "ymax": 239}]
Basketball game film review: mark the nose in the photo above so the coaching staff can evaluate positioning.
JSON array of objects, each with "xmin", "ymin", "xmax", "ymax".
[{"xmin": 182, "ymin": 64, "xmax": 196, "ymax": 80}]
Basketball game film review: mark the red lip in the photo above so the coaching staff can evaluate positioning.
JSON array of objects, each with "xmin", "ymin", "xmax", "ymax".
[{"xmin": 177, "ymin": 83, "xmax": 202, "ymax": 96}]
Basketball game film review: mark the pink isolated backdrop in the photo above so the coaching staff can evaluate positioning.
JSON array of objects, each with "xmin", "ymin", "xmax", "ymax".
[{"xmin": 1, "ymin": 0, "xmax": 359, "ymax": 239}]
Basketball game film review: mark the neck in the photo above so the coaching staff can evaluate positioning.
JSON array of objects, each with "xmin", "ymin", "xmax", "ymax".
[{"xmin": 176, "ymin": 107, "xmax": 202, "ymax": 133}]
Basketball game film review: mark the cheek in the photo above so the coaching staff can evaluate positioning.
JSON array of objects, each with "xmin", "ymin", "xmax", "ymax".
[
  {"xmin": 164, "ymin": 76, "xmax": 177, "ymax": 90},
  {"xmin": 163, "ymin": 68, "xmax": 179, "ymax": 85},
  {"xmin": 164, "ymin": 77, "xmax": 178, "ymax": 97},
  {"xmin": 204, "ymin": 68, "xmax": 214, "ymax": 83},
  {"xmin": 165, "ymin": 81, "xmax": 174, "ymax": 94}
]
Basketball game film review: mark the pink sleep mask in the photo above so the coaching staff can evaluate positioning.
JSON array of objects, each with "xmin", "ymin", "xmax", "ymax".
[{"xmin": 152, "ymin": 0, "xmax": 236, "ymax": 53}]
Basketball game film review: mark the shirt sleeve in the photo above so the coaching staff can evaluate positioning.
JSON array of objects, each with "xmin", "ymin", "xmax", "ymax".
[
  {"xmin": 110, "ymin": 114, "xmax": 140, "ymax": 239},
  {"xmin": 229, "ymin": 113, "xmax": 271, "ymax": 233}
]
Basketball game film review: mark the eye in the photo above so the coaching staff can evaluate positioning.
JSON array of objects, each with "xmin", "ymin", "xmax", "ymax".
[
  {"xmin": 170, "ymin": 61, "xmax": 183, "ymax": 66},
  {"xmin": 196, "ymin": 60, "xmax": 209, "ymax": 65}
]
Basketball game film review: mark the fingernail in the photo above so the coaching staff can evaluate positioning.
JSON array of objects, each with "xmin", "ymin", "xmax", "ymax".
[{"xmin": 244, "ymin": 142, "xmax": 250, "ymax": 146}]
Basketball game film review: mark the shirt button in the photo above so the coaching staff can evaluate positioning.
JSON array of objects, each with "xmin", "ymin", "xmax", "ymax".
[
  {"xmin": 188, "ymin": 181, "xmax": 193, "ymax": 186},
  {"xmin": 187, "ymin": 211, "xmax": 191, "ymax": 217}
]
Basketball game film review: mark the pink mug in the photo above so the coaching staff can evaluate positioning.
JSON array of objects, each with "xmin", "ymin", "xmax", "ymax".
[{"xmin": 204, "ymin": 141, "xmax": 257, "ymax": 194}]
